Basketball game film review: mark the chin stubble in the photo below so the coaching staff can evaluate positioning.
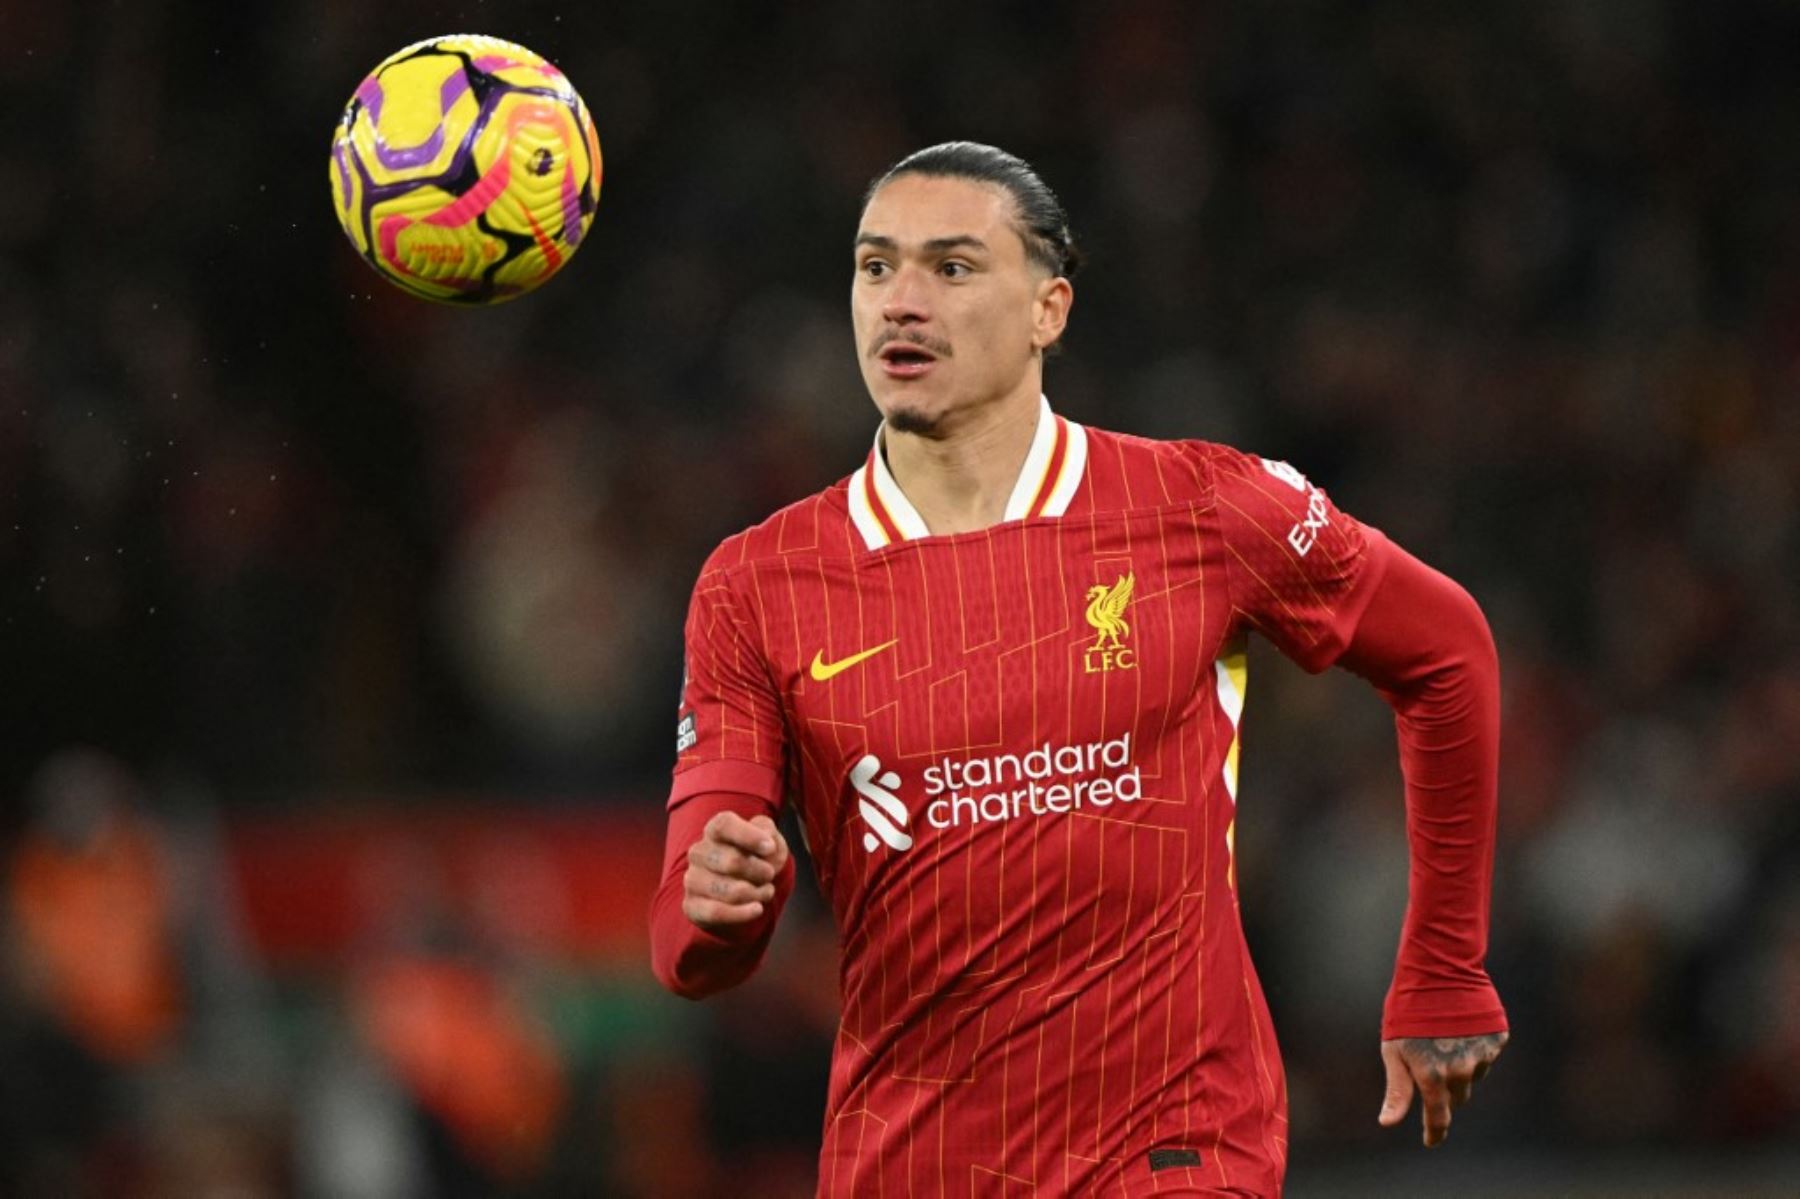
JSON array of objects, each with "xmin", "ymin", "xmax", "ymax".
[{"xmin": 886, "ymin": 407, "xmax": 941, "ymax": 436}]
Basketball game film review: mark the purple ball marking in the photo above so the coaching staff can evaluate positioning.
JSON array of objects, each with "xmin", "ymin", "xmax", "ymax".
[
  {"xmin": 368, "ymin": 66, "xmax": 473, "ymax": 171},
  {"xmin": 555, "ymin": 97, "xmax": 592, "ymax": 243},
  {"xmin": 333, "ymin": 143, "xmax": 354, "ymax": 210},
  {"xmin": 354, "ymin": 86, "xmax": 503, "ymax": 211},
  {"xmin": 372, "ymin": 127, "xmax": 445, "ymax": 171},
  {"xmin": 439, "ymin": 69, "xmax": 472, "ymax": 115},
  {"xmin": 348, "ymin": 140, "xmax": 382, "ymax": 260},
  {"xmin": 354, "ymin": 75, "xmax": 383, "ymax": 123}
]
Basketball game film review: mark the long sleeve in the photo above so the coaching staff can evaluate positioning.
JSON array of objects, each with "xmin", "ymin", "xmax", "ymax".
[
  {"xmin": 653, "ymin": 539, "xmax": 793, "ymax": 1000},
  {"xmin": 648, "ymin": 791, "xmax": 796, "ymax": 1000},
  {"xmin": 1337, "ymin": 538, "xmax": 1508, "ymax": 1040}
]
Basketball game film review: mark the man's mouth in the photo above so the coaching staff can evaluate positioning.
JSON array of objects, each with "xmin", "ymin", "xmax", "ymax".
[{"xmin": 878, "ymin": 341, "xmax": 940, "ymax": 379}]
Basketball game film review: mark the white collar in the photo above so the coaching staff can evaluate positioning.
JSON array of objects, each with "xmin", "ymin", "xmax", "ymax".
[{"xmin": 847, "ymin": 395, "xmax": 1088, "ymax": 550}]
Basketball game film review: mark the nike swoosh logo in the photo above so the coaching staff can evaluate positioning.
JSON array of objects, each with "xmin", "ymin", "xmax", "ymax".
[{"xmin": 809, "ymin": 638, "xmax": 899, "ymax": 682}]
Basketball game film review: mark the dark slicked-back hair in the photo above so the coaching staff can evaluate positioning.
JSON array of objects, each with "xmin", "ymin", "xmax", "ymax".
[{"xmin": 865, "ymin": 142, "xmax": 1083, "ymax": 280}]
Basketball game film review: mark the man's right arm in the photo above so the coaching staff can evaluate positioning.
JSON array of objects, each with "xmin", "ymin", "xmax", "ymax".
[
  {"xmin": 650, "ymin": 550, "xmax": 792, "ymax": 1000},
  {"xmin": 649, "ymin": 792, "xmax": 794, "ymax": 999}
]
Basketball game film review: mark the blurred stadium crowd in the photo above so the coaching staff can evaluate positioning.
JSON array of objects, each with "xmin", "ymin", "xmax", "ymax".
[{"xmin": 1, "ymin": 0, "xmax": 1797, "ymax": 1194}]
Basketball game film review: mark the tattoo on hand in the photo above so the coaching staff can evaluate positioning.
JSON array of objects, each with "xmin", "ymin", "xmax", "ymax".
[{"xmin": 1402, "ymin": 1034, "xmax": 1505, "ymax": 1080}]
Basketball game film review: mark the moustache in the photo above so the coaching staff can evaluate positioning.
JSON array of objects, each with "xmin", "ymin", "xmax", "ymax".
[{"xmin": 868, "ymin": 329, "xmax": 953, "ymax": 359}]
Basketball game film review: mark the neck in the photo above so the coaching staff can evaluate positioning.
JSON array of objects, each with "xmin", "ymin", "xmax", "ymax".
[{"xmin": 881, "ymin": 381, "xmax": 1043, "ymax": 535}]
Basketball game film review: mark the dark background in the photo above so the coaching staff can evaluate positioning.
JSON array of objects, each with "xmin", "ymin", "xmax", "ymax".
[{"xmin": 1, "ymin": 0, "xmax": 1797, "ymax": 1194}]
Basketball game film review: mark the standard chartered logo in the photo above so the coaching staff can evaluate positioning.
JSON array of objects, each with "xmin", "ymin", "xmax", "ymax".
[
  {"xmin": 849, "ymin": 734, "xmax": 1141, "ymax": 853},
  {"xmin": 850, "ymin": 755, "xmax": 914, "ymax": 852}
]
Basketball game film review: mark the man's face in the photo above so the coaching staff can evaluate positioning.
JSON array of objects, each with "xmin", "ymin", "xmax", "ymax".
[{"xmin": 852, "ymin": 174, "xmax": 1069, "ymax": 435}]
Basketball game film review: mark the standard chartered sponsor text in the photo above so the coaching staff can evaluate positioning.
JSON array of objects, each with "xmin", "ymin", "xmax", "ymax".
[{"xmin": 922, "ymin": 733, "xmax": 1141, "ymax": 829}]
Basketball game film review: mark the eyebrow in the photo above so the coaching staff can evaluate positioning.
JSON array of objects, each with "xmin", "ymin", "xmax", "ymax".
[{"xmin": 854, "ymin": 233, "xmax": 991, "ymax": 255}]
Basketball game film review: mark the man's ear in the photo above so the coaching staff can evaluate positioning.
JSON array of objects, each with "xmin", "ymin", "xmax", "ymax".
[{"xmin": 1032, "ymin": 275, "xmax": 1074, "ymax": 351}]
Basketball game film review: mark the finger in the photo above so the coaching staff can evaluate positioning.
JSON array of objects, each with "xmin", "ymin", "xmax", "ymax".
[
  {"xmin": 1446, "ymin": 1068, "xmax": 1474, "ymax": 1108},
  {"xmin": 682, "ymin": 895, "xmax": 766, "ymax": 929},
  {"xmin": 688, "ymin": 840, "xmax": 776, "ymax": 884},
  {"xmin": 1416, "ymin": 1070, "xmax": 1453, "ymax": 1147},
  {"xmin": 1377, "ymin": 1042, "xmax": 1415, "ymax": 1127},
  {"xmin": 1472, "ymin": 1056, "xmax": 1494, "ymax": 1085},
  {"xmin": 707, "ymin": 811, "xmax": 781, "ymax": 857},
  {"xmin": 748, "ymin": 815, "xmax": 790, "ymax": 867},
  {"xmin": 685, "ymin": 866, "xmax": 776, "ymax": 907}
]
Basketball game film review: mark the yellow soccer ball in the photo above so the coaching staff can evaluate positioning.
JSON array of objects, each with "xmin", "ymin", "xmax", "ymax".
[{"xmin": 329, "ymin": 35, "xmax": 602, "ymax": 304}]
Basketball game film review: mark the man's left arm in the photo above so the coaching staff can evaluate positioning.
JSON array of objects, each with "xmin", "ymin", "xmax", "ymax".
[
  {"xmin": 1207, "ymin": 444, "xmax": 1509, "ymax": 1146},
  {"xmin": 1337, "ymin": 538, "xmax": 1509, "ymax": 1147}
]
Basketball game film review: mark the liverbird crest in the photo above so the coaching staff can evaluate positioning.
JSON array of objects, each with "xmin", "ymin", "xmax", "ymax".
[{"xmin": 1083, "ymin": 573, "xmax": 1136, "ymax": 670}]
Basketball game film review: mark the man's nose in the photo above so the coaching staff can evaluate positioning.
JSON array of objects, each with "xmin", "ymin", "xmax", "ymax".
[{"xmin": 881, "ymin": 266, "xmax": 930, "ymax": 324}]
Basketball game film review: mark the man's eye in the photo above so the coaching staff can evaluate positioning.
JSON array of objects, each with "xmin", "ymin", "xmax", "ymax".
[
  {"xmin": 862, "ymin": 260, "xmax": 889, "ymax": 278},
  {"xmin": 941, "ymin": 261, "xmax": 971, "ymax": 278}
]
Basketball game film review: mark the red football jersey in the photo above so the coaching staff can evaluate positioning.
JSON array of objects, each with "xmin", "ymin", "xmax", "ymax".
[{"xmin": 673, "ymin": 400, "xmax": 1389, "ymax": 1197}]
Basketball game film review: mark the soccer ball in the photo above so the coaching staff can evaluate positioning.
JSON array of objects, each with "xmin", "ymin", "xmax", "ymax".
[{"xmin": 329, "ymin": 35, "xmax": 602, "ymax": 305}]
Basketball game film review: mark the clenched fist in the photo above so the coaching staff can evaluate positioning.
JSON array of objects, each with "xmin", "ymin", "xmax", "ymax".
[{"xmin": 682, "ymin": 810, "xmax": 790, "ymax": 933}]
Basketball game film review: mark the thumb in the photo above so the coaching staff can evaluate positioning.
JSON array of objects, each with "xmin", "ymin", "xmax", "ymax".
[{"xmin": 1377, "ymin": 1041, "xmax": 1414, "ymax": 1127}]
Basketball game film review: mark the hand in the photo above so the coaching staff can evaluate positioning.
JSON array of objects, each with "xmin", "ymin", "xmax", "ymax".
[
  {"xmin": 682, "ymin": 811, "xmax": 789, "ymax": 933},
  {"xmin": 1377, "ymin": 1032, "xmax": 1508, "ymax": 1147}
]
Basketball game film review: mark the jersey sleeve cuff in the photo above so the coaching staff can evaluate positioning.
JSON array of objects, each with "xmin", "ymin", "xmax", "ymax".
[
  {"xmin": 1381, "ymin": 977, "xmax": 1509, "ymax": 1040},
  {"xmin": 668, "ymin": 758, "xmax": 783, "ymax": 810},
  {"xmin": 1381, "ymin": 1006, "xmax": 1509, "ymax": 1040}
]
